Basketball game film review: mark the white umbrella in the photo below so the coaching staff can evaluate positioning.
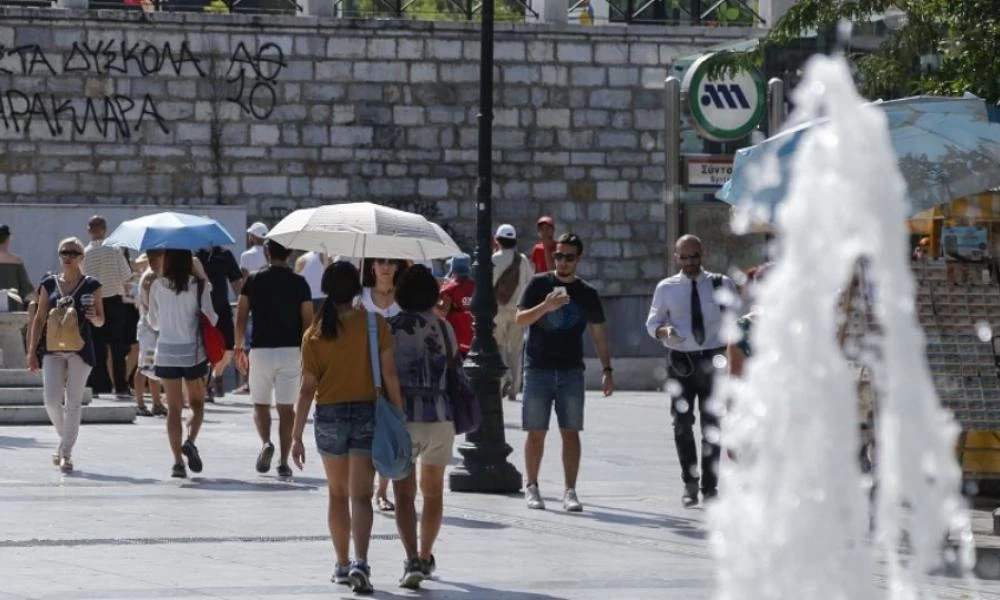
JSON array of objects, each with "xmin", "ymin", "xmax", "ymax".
[{"xmin": 266, "ymin": 202, "xmax": 462, "ymax": 261}]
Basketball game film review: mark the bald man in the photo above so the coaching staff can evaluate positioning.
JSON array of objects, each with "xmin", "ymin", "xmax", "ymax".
[{"xmin": 645, "ymin": 235, "xmax": 740, "ymax": 507}]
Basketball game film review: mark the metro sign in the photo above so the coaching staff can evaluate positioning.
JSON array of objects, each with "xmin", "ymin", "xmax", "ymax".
[{"xmin": 682, "ymin": 53, "xmax": 765, "ymax": 142}]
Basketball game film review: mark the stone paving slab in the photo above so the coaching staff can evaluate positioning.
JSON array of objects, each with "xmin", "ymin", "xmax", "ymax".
[{"xmin": 0, "ymin": 392, "xmax": 998, "ymax": 599}]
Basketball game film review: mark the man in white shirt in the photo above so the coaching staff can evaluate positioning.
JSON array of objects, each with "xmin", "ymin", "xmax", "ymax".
[
  {"xmin": 239, "ymin": 222, "xmax": 269, "ymax": 278},
  {"xmin": 645, "ymin": 234, "xmax": 740, "ymax": 507},
  {"xmin": 491, "ymin": 224, "xmax": 534, "ymax": 401},
  {"xmin": 82, "ymin": 215, "xmax": 134, "ymax": 398}
]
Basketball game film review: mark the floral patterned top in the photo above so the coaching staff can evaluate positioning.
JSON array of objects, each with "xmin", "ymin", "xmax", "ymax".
[{"xmin": 387, "ymin": 311, "xmax": 458, "ymax": 423}]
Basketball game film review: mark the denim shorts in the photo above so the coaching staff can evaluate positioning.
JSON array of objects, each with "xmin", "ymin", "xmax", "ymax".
[
  {"xmin": 314, "ymin": 402, "xmax": 376, "ymax": 459},
  {"xmin": 154, "ymin": 361, "xmax": 209, "ymax": 381},
  {"xmin": 521, "ymin": 368, "xmax": 586, "ymax": 432}
]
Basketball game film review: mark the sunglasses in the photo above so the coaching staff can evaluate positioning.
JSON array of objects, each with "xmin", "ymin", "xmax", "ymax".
[
  {"xmin": 553, "ymin": 252, "xmax": 578, "ymax": 263},
  {"xmin": 59, "ymin": 250, "xmax": 83, "ymax": 258},
  {"xmin": 677, "ymin": 253, "xmax": 701, "ymax": 261}
]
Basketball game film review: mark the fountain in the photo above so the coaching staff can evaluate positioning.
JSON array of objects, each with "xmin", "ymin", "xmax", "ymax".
[{"xmin": 713, "ymin": 54, "xmax": 972, "ymax": 598}]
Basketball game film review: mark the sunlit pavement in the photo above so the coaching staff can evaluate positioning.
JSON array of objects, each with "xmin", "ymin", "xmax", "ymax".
[{"xmin": 0, "ymin": 392, "xmax": 996, "ymax": 599}]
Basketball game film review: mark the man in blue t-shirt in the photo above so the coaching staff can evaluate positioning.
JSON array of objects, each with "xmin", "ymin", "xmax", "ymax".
[{"xmin": 515, "ymin": 233, "xmax": 614, "ymax": 513}]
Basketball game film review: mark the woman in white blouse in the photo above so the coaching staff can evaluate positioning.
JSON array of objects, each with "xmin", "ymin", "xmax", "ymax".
[
  {"xmin": 147, "ymin": 250, "xmax": 218, "ymax": 479},
  {"xmin": 361, "ymin": 257, "xmax": 403, "ymax": 512}
]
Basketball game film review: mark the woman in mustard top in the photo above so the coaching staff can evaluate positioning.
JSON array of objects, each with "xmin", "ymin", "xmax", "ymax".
[{"xmin": 292, "ymin": 261, "xmax": 404, "ymax": 595}]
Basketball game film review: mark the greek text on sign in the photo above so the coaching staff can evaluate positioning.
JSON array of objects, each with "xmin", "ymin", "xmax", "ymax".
[
  {"xmin": 682, "ymin": 53, "xmax": 765, "ymax": 142},
  {"xmin": 684, "ymin": 155, "xmax": 734, "ymax": 189}
]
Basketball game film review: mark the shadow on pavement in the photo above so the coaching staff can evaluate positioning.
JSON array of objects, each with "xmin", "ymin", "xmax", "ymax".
[
  {"xmin": 573, "ymin": 503, "xmax": 707, "ymax": 540},
  {"xmin": 72, "ymin": 471, "xmax": 162, "ymax": 485},
  {"xmin": 441, "ymin": 515, "xmax": 509, "ymax": 530},
  {"xmin": 0, "ymin": 435, "xmax": 47, "ymax": 450},
  {"xmin": 180, "ymin": 477, "xmax": 321, "ymax": 492},
  {"xmin": 365, "ymin": 582, "xmax": 568, "ymax": 600}
]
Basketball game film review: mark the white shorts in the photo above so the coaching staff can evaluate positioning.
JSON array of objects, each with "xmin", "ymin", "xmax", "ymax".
[
  {"xmin": 405, "ymin": 421, "xmax": 456, "ymax": 467},
  {"xmin": 249, "ymin": 347, "xmax": 301, "ymax": 406}
]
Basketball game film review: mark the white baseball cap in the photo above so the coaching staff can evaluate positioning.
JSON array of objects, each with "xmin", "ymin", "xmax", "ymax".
[
  {"xmin": 247, "ymin": 222, "xmax": 269, "ymax": 237},
  {"xmin": 495, "ymin": 224, "xmax": 517, "ymax": 240}
]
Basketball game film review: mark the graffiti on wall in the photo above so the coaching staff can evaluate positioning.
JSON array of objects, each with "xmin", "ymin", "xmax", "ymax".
[{"xmin": 0, "ymin": 39, "xmax": 286, "ymax": 139}]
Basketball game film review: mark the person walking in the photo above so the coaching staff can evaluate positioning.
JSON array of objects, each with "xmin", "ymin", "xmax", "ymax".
[
  {"xmin": 645, "ymin": 234, "xmax": 740, "ymax": 507},
  {"xmin": 291, "ymin": 261, "xmax": 404, "ymax": 595},
  {"xmin": 82, "ymin": 215, "xmax": 134, "ymax": 398},
  {"xmin": 239, "ymin": 222, "xmax": 269, "ymax": 277},
  {"xmin": 361, "ymin": 257, "xmax": 403, "ymax": 513},
  {"xmin": 438, "ymin": 254, "xmax": 474, "ymax": 356},
  {"xmin": 295, "ymin": 250, "xmax": 331, "ymax": 313},
  {"xmin": 531, "ymin": 216, "xmax": 557, "ymax": 273},
  {"xmin": 147, "ymin": 250, "xmax": 218, "ymax": 479},
  {"xmin": 387, "ymin": 265, "xmax": 458, "ymax": 588},
  {"xmin": 492, "ymin": 224, "xmax": 534, "ymax": 401},
  {"xmin": 236, "ymin": 240, "xmax": 313, "ymax": 478},
  {"xmin": 26, "ymin": 237, "xmax": 105, "ymax": 474},
  {"xmin": 516, "ymin": 233, "xmax": 614, "ymax": 512},
  {"xmin": 195, "ymin": 244, "xmax": 243, "ymax": 401},
  {"xmin": 135, "ymin": 251, "xmax": 166, "ymax": 417}
]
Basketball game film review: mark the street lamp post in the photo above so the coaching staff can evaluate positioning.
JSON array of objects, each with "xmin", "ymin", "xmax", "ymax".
[{"xmin": 448, "ymin": 0, "xmax": 523, "ymax": 494}]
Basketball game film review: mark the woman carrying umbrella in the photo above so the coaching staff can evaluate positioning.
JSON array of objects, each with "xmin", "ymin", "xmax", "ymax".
[{"xmin": 147, "ymin": 250, "xmax": 218, "ymax": 479}]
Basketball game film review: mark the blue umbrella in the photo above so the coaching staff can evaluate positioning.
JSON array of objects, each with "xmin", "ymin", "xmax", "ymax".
[
  {"xmin": 717, "ymin": 95, "xmax": 1000, "ymax": 219},
  {"xmin": 104, "ymin": 212, "xmax": 235, "ymax": 252}
]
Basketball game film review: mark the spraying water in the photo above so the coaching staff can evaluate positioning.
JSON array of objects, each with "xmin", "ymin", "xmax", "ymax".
[{"xmin": 714, "ymin": 54, "xmax": 968, "ymax": 599}]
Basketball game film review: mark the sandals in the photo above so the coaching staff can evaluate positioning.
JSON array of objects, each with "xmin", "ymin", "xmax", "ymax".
[
  {"xmin": 59, "ymin": 456, "xmax": 73, "ymax": 474},
  {"xmin": 136, "ymin": 404, "xmax": 153, "ymax": 417},
  {"xmin": 376, "ymin": 495, "xmax": 395, "ymax": 512},
  {"xmin": 152, "ymin": 404, "xmax": 168, "ymax": 417}
]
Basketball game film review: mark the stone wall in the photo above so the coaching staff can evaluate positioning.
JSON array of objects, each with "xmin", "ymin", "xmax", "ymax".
[{"xmin": 0, "ymin": 8, "xmax": 756, "ymax": 293}]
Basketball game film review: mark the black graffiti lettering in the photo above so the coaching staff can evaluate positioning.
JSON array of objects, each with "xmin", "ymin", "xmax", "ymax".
[
  {"xmin": 101, "ymin": 96, "xmax": 129, "ymax": 138},
  {"xmin": 26, "ymin": 93, "xmax": 57, "ymax": 135},
  {"xmin": 73, "ymin": 98, "xmax": 104, "ymax": 136},
  {"xmin": 118, "ymin": 41, "xmax": 143, "ymax": 75},
  {"xmin": 62, "ymin": 43, "xmax": 90, "ymax": 73},
  {"xmin": 0, "ymin": 45, "xmax": 12, "ymax": 75},
  {"xmin": 248, "ymin": 82, "xmax": 276, "ymax": 120},
  {"xmin": 136, "ymin": 94, "xmax": 169, "ymax": 134},
  {"xmin": 0, "ymin": 93, "xmax": 7, "ymax": 128},
  {"xmin": 82, "ymin": 41, "xmax": 108, "ymax": 75},
  {"xmin": 254, "ymin": 43, "xmax": 285, "ymax": 81},
  {"xmin": 226, "ymin": 42, "xmax": 257, "ymax": 81},
  {"xmin": 4, "ymin": 90, "xmax": 30, "ymax": 132},
  {"xmin": 161, "ymin": 41, "xmax": 204, "ymax": 77},
  {"xmin": 26, "ymin": 46, "xmax": 57, "ymax": 76},
  {"xmin": 49, "ymin": 97, "xmax": 74, "ymax": 136},
  {"xmin": 100, "ymin": 42, "xmax": 119, "ymax": 75},
  {"xmin": 140, "ymin": 45, "xmax": 161, "ymax": 76}
]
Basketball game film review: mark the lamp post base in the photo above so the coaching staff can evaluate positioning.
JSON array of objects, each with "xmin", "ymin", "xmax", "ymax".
[{"xmin": 449, "ymin": 453, "xmax": 523, "ymax": 494}]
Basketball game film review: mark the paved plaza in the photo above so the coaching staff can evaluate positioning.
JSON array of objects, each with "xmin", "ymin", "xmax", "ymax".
[{"xmin": 1, "ymin": 391, "xmax": 998, "ymax": 599}]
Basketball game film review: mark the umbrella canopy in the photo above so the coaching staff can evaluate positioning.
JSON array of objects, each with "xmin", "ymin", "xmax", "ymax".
[
  {"xmin": 266, "ymin": 202, "xmax": 462, "ymax": 261},
  {"xmin": 103, "ymin": 212, "xmax": 236, "ymax": 252},
  {"xmin": 717, "ymin": 95, "xmax": 1000, "ymax": 220}
]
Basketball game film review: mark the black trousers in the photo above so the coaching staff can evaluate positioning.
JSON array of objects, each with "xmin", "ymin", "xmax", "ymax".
[
  {"xmin": 88, "ymin": 295, "xmax": 129, "ymax": 395},
  {"xmin": 667, "ymin": 348, "xmax": 725, "ymax": 493}
]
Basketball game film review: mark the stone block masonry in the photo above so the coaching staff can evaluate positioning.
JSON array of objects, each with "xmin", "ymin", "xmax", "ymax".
[{"xmin": 0, "ymin": 8, "xmax": 756, "ymax": 294}]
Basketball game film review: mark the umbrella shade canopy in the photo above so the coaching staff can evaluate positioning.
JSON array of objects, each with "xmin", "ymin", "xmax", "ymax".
[
  {"xmin": 717, "ymin": 96, "xmax": 1000, "ymax": 220},
  {"xmin": 104, "ymin": 212, "xmax": 236, "ymax": 252},
  {"xmin": 267, "ymin": 202, "xmax": 462, "ymax": 261}
]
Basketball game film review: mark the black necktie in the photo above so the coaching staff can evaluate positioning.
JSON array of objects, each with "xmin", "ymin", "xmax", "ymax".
[{"xmin": 691, "ymin": 279, "xmax": 705, "ymax": 345}]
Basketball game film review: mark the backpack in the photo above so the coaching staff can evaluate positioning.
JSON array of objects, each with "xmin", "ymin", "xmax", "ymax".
[
  {"xmin": 494, "ymin": 253, "xmax": 523, "ymax": 306},
  {"xmin": 45, "ymin": 276, "xmax": 87, "ymax": 353}
]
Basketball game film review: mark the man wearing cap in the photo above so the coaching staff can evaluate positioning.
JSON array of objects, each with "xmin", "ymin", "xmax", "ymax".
[
  {"xmin": 532, "ymin": 216, "xmax": 556, "ymax": 274},
  {"xmin": 492, "ymin": 224, "xmax": 534, "ymax": 401},
  {"xmin": 240, "ymin": 222, "xmax": 269, "ymax": 278},
  {"xmin": 82, "ymin": 215, "xmax": 135, "ymax": 397},
  {"xmin": 439, "ymin": 254, "xmax": 474, "ymax": 356}
]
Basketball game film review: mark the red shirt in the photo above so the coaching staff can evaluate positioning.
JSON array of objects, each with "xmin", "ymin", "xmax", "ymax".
[
  {"xmin": 532, "ymin": 242, "xmax": 553, "ymax": 273},
  {"xmin": 440, "ymin": 277, "xmax": 475, "ymax": 354}
]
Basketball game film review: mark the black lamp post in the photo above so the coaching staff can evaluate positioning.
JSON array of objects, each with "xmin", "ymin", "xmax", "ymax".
[{"xmin": 448, "ymin": 0, "xmax": 523, "ymax": 494}]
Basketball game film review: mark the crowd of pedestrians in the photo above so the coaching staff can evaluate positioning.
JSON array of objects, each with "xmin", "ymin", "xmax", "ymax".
[{"xmin": 8, "ymin": 209, "xmax": 770, "ymax": 594}]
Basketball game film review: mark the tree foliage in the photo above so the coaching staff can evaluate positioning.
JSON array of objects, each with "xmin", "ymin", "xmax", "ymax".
[{"xmin": 711, "ymin": 0, "xmax": 1000, "ymax": 103}]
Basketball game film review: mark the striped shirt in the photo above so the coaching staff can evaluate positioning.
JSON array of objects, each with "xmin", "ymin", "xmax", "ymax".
[{"xmin": 82, "ymin": 240, "xmax": 132, "ymax": 298}]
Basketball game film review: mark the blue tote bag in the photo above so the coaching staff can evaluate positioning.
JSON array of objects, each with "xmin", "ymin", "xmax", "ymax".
[{"xmin": 367, "ymin": 312, "xmax": 413, "ymax": 480}]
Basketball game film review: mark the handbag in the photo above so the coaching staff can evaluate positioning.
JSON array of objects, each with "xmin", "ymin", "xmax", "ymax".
[
  {"xmin": 195, "ymin": 278, "xmax": 225, "ymax": 365},
  {"xmin": 438, "ymin": 318, "xmax": 481, "ymax": 435},
  {"xmin": 368, "ymin": 311, "xmax": 413, "ymax": 480},
  {"xmin": 45, "ymin": 275, "xmax": 87, "ymax": 352}
]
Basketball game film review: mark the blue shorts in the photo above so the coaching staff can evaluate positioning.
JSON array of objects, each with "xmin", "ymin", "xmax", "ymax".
[
  {"xmin": 314, "ymin": 402, "xmax": 376, "ymax": 459},
  {"xmin": 521, "ymin": 368, "xmax": 585, "ymax": 432},
  {"xmin": 155, "ymin": 361, "xmax": 209, "ymax": 381}
]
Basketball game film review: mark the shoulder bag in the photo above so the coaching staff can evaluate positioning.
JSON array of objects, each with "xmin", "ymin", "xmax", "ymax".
[
  {"xmin": 438, "ymin": 318, "xmax": 481, "ymax": 435},
  {"xmin": 195, "ymin": 278, "xmax": 226, "ymax": 364}
]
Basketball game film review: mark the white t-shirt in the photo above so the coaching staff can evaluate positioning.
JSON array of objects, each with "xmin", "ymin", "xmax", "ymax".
[
  {"xmin": 240, "ymin": 245, "xmax": 267, "ymax": 274},
  {"xmin": 360, "ymin": 287, "xmax": 400, "ymax": 318},
  {"xmin": 147, "ymin": 276, "xmax": 218, "ymax": 367}
]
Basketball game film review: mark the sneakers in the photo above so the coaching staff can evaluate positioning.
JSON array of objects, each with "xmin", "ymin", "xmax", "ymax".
[
  {"xmin": 525, "ymin": 483, "xmax": 545, "ymax": 510},
  {"xmin": 421, "ymin": 554, "xmax": 436, "ymax": 578},
  {"xmin": 152, "ymin": 403, "xmax": 168, "ymax": 417},
  {"xmin": 398, "ymin": 557, "xmax": 424, "ymax": 589},
  {"xmin": 256, "ymin": 442, "xmax": 275, "ymax": 473},
  {"xmin": 682, "ymin": 482, "xmax": 700, "ymax": 507},
  {"xmin": 348, "ymin": 561, "xmax": 374, "ymax": 595},
  {"xmin": 182, "ymin": 440, "xmax": 203, "ymax": 473},
  {"xmin": 171, "ymin": 463, "xmax": 187, "ymax": 478},
  {"xmin": 276, "ymin": 464, "xmax": 293, "ymax": 478},
  {"xmin": 563, "ymin": 488, "xmax": 583, "ymax": 512},
  {"xmin": 330, "ymin": 563, "xmax": 351, "ymax": 585}
]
